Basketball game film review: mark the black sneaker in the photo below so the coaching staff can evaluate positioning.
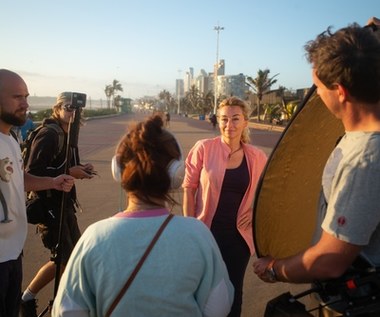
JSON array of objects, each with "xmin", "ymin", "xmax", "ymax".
[{"xmin": 20, "ymin": 299, "xmax": 37, "ymax": 317}]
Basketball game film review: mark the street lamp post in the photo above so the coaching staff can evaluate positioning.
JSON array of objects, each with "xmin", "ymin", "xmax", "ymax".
[
  {"xmin": 213, "ymin": 24, "xmax": 224, "ymax": 114},
  {"xmin": 177, "ymin": 91, "xmax": 180, "ymax": 115},
  {"xmin": 177, "ymin": 69, "xmax": 182, "ymax": 115}
]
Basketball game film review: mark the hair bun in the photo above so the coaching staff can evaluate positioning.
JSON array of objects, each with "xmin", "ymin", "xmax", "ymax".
[{"xmin": 150, "ymin": 115, "xmax": 164, "ymax": 128}]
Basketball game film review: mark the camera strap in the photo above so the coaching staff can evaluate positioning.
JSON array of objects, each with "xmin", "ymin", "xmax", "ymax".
[
  {"xmin": 0, "ymin": 188, "xmax": 12, "ymax": 223},
  {"xmin": 105, "ymin": 213, "xmax": 174, "ymax": 317}
]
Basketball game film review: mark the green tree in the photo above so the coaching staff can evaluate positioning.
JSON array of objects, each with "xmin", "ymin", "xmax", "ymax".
[
  {"xmin": 114, "ymin": 95, "xmax": 122, "ymax": 112},
  {"xmin": 246, "ymin": 69, "xmax": 279, "ymax": 122},
  {"xmin": 276, "ymin": 86, "xmax": 299, "ymax": 122},
  {"xmin": 158, "ymin": 89, "xmax": 172, "ymax": 111},
  {"xmin": 282, "ymin": 101, "xmax": 298, "ymax": 121},
  {"xmin": 202, "ymin": 90, "xmax": 214, "ymax": 114},
  {"xmin": 276, "ymin": 85, "xmax": 287, "ymax": 108},
  {"xmin": 263, "ymin": 103, "xmax": 282, "ymax": 123},
  {"xmin": 111, "ymin": 79, "xmax": 123, "ymax": 108},
  {"xmin": 104, "ymin": 85, "xmax": 112, "ymax": 109},
  {"xmin": 104, "ymin": 85, "xmax": 113, "ymax": 109},
  {"xmin": 184, "ymin": 85, "xmax": 202, "ymax": 113},
  {"xmin": 167, "ymin": 95, "xmax": 177, "ymax": 114}
]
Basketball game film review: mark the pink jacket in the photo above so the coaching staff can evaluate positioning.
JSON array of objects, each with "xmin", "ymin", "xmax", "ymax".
[{"xmin": 183, "ymin": 136, "xmax": 267, "ymax": 255}]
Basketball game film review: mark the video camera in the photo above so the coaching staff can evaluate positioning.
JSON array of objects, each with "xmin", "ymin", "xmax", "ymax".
[
  {"xmin": 65, "ymin": 92, "xmax": 86, "ymax": 147},
  {"xmin": 69, "ymin": 92, "xmax": 86, "ymax": 109},
  {"xmin": 265, "ymin": 267, "xmax": 380, "ymax": 317}
]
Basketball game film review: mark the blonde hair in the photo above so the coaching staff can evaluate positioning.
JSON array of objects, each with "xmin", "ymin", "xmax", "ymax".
[
  {"xmin": 52, "ymin": 92, "xmax": 72, "ymax": 120},
  {"xmin": 217, "ymin": 97, "xmax": 250, "ymax": 143},
  {"xmin": 51, "ymin": 92, "xmax": 84, "ymax": 125}
]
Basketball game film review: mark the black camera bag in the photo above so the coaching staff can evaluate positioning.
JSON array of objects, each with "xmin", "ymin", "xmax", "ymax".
[{"xmin": 26, "ymin": 196, "xmax": 57, "ymax": 225}]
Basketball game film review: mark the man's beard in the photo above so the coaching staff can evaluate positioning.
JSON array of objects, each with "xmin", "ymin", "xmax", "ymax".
[{"xmin": 1, "ymin": 110, "xmax": 26, "ymax": 126}]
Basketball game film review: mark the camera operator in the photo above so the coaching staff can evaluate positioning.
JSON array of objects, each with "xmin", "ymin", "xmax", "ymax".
[
  {"xmin": 253, "ymin": 20, "xmax": 380, "ymax": 316},
  {"xmin": 20, "ymin": 92, "xmax": 95, "ymax": 317}
]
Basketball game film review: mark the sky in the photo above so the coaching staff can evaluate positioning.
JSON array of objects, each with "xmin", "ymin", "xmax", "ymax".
[{"xmin": 1, "ymin": 0, "xmax": 379, "ymax": 102}]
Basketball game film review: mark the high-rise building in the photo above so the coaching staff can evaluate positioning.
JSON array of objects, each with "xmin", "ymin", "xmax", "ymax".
[
  {"xmin": 212, "ymin": 59, "xmax": 226, "ymax": 102},
  {"xmin": 195, "ymin": 69, "xmax": 210, "ymax": 96},
  {"xmin": 184, "ymin": 67, "xmax": 194, "ymax": 93},
  {"xmin": 218, "ymin": 73, "xmax": 246, "ymax": 99},
  {"xmin": 176, "ymin": 61, "xmax": 247, "ymax": 101}
]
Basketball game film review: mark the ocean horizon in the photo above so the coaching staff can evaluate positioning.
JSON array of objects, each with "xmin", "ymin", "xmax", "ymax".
[{"xmin": 28, "ymin": 96, "xmax": 112, "ymax": 111}]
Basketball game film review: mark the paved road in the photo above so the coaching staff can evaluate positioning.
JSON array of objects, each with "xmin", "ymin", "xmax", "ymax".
[{"xmin": 22, "ymin": 113, "xmax": 308, "ymax": 316}]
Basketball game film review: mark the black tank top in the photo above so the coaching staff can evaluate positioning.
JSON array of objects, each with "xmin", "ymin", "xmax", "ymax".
[{"xmin": 211, "ymin": 155, "xmax": 249, "ymax": 232}]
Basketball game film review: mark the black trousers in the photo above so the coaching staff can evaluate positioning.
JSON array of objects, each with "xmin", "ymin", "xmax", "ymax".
[
  {"xmin": 211, "ymin": 226, "xmax": 250, "ymax": 317},
  {"xmin": 0, "ymin": 254, "xmax": 22, "ymax": 317}
]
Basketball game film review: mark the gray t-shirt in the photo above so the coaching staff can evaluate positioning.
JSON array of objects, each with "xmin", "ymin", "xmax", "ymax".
[{"xmin": 320, "ymin": 131, "xmax": 380, "ymax": 266}]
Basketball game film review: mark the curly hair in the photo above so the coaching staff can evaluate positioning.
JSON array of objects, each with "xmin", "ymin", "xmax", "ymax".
[
  {"xmin": 117, "ymin": 115, "xmax": 181, "ymax": 206},
  {"xmin": 305, "ymin": 23, "xmax": 380, "ymax": 104}
]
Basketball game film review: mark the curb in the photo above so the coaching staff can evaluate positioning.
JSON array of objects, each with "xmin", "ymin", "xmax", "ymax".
[
  {"xmin": 187, "ymin": 114, "xmax": 285, "ymax": 133},
  {"xmin": 248, "ymin": 122, "xmax": 285, "ymax": 132}
]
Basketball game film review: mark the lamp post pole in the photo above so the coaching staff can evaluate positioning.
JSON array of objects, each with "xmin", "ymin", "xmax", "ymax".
[
  {"xmin": 177, "ymin": 91, "xmax": 180, "ymax": 115},
  {"xmin": 177, "ymin": 69, "xmax": 182, "ymax": 115},
  {"xmin": 213, "ymin": 24, "xmax": 224, "ymax": 114}
]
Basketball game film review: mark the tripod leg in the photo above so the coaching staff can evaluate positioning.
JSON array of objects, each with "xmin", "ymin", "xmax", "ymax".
[{"xmin": 38, "ymin": 300, "xmax": 53, "ymax": 317}]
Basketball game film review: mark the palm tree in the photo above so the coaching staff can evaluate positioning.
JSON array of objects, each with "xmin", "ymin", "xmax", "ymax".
[
  {"xmin": 246, "ymin": 69, "xmax": 279, "ymax": 122},
  {"xmin": 158, "ymin": 89, "xmax": 172, "ymax": 111},
  {"xmin": 276, "ymin": 86, "xmax": 299, "ymax": 122},
  {"xmin": 104, "ymin": 85, "xmax": 113, "ymax": 109},
  {"xmin": 185, "ymin": 85, "xmax": 201, "ymax": 114},
  {"xmin": 203, "ymin": 90, "xmax": 214, "ymax": 114},
  {"xmin": 111, "ymin": 79, "xmax": 123, "ymax": 108},
  {"xmin": 114, "ymin": 95, "xmax": 122, "ymax": 112},
  {"xmin": 263, "ymin": 103, "xmax": 282, "ymax": 123},
  {"xmin": 282, "ymin": 101, "xmax": 299, "ymax": 121},
  {"xmin": 166, "ymin": 95, "xmax": 177, "ymax": 114},
  {"xmin": 276, "ymin": 86, "xmax": 287, "ymax": 108}
]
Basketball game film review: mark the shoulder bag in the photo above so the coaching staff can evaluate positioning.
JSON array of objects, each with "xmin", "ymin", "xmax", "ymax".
[{"xmin": 105, "ymin": 213, "xmax": 174, "ymax": 317}]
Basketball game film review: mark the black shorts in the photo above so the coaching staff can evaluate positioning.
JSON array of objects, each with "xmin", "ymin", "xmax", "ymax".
[{"xmin": 37, "ymin": 205, "xmax": 81, "ymax": 264}]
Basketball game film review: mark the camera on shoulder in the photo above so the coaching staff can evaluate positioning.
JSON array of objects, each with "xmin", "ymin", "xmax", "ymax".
[{"xmin": 71, "ymin": 92, "xmax": 86, "ymax": 109}]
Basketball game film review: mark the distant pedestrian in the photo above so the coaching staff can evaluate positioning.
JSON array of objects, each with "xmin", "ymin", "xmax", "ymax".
[
  {"xmin": 210, "ymin": 113, "xmax": 217, "ymax": 129},
  {"xmin": 20, "ymin": 112, "xmax": 35, "ymax": 141},
  {"xmin": 165, "ymin": 112, "xmax": 170, "ymax": 128}
]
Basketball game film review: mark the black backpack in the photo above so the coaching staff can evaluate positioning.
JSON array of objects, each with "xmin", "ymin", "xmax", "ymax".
[{"xmin": 22, "ymin": 122, "xmax": 65, "ymax": 166}]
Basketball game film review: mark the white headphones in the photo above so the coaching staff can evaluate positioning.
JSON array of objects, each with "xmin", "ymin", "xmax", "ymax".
[
  {"xmin": 167, "ymin": 154, "xmax": 185, "ymax": 189},
  {"xmin": 111, "ymin": 155, "xmax": 122, "ymax": 183},
  {"xmin": 111, "ymin": 132, "xmax": 185, "ymax": 190}
]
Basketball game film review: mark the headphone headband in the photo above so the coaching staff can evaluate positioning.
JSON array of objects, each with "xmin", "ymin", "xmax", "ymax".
[{"xmin": 111, "ymin": 130, "xmax": 184, "ymax": 189}]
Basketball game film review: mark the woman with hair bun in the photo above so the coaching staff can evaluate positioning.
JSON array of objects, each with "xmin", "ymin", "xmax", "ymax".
[{"xmin": 52, "ymin": 115, "xmax": 234, "ymax": 317}]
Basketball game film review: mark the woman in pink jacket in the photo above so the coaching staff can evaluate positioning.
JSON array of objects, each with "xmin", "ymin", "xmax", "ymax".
[{"xmin": 183, "ymin": 96, "xmax": 267, "ymax": 316}]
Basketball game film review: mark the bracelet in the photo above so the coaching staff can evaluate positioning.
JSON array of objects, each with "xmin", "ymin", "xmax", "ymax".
[{"xmin": 265, "ymin": 259, "xmax": 277, "ymax": 282}]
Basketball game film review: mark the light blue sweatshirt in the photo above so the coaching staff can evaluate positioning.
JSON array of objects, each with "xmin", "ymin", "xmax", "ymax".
[{"xmin": 52, "ymin": 210, "xmax": 234, "ymax": 317}]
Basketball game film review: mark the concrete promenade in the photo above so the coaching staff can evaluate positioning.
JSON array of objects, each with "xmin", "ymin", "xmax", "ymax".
[{"xmin": 22, "ymin": 113, "xmax": 308, "ymax": 316}]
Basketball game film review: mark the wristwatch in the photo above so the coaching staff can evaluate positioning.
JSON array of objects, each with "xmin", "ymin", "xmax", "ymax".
[{"xmin": 265, "ymin": 259, "xmax": 277, "ymax": 282}]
